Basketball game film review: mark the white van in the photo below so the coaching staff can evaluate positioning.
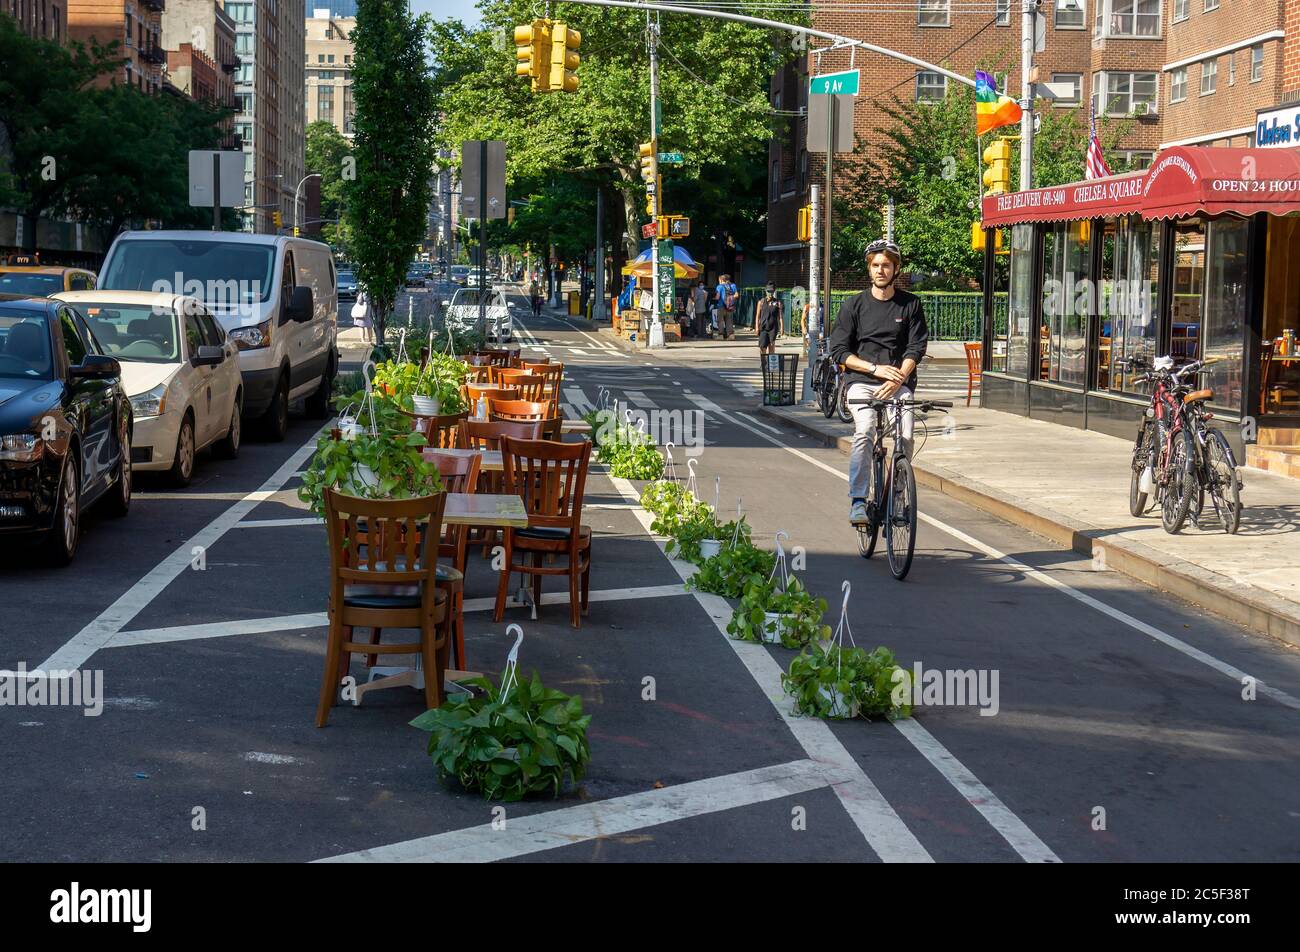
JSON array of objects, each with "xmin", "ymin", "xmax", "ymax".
[{"xmin": 96, "ymin": 231, "xmax": 338, "ymax": 441}]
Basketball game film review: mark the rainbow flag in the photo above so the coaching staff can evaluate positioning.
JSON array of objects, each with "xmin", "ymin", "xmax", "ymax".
[{"xmin": 975, "ymin": 70, "xmax": 1022, "ymax": 136}]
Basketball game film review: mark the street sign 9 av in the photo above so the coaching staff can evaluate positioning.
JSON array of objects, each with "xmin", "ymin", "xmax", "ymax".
[{"xmin": 809, "ymin": 69, "xmax": 859, "ymax": 96}]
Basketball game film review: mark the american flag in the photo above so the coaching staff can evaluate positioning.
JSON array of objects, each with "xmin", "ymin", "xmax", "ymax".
[{"xmin": 1086, "ymin": 105, "xmax": 1113, "ymax": 180}]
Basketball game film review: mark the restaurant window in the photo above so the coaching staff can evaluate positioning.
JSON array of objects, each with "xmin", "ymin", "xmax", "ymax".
[
  {"xmin": 1200, "ymin": 59, "xmax": 1217, "ymax": 96},
  {"xmin": 1202, "ymin": 217, "xmax": 1247, "ymax": 411},
  {"xmin": 1170, "ymin": 68, "xmax": 1187, "ymax": 103},
  {"xmin": 1172, "ymin": 219, "xmax": 1205, "ymax": 370},
  {"xmin": 916, "ymin": 71, "xmax": 946, "ymax": 102},
  {"xmin": 918, "ymin": 0, "xmax": 950, "ymax": 27},
  {"xmin": 1251, "ymin": 45, "xmax": 1264, "ymax": 82},
  {"xmin": 1055, "ymin": 0, "xmax": 1085, "ymax": 28},
  {"xmin": 1097, "ymin": 216, "xmax": 1160, "ymax": 395},
  {"xmin": 1005, "ymin": 223, "xmax": 1035, "ymax": 379},
  {"xmin": 1261, "ymin": 217, "xmax": 1300, "ymax": 415},
  {"xmin": 1038, "ymin": 220, "xmax": 1090, "ymax": 387}
]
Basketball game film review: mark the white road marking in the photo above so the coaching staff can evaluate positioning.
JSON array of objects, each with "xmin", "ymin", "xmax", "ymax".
[
  {"xmin": 234, "ymin": 517, "xmax": 322, "ymax": 529},
  {"xmin": 736, "ymin": 412, "xmax": 782, "ymax": 435},
  {"xmin": 563, "ymin": 386, "xmax": 594, "ymax": 415},
  {"xmin": 623, "ymin": 390, "xmax": 658, "ymax": 409},
  {"xmin": 607, "ymin": 474, "xmax": 931, "ymax": 862},
  {"xmin": 317, "ymin": 759, "xmax": 845, "ymax": 863},
  {"xmin": 34, "ymin": 426, "xmax": 327, "ymax": 673},
  {"xmin": 714, "ymin": 406, "xmax": 1300, "ymax": 715}
]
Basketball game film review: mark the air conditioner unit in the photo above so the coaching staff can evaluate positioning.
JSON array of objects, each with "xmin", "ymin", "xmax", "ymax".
[{"xmin": 1133, "ymin": 101, "xmax": 1158, "ymax": 117}]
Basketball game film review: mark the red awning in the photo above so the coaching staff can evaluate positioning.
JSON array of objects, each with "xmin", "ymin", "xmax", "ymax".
[{"xmin": 981, "ymin": 146, "xmax": 1300, "ymax": 227}]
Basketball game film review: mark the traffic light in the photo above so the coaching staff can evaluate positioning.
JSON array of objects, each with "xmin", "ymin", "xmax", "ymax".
[
  {"xmin": 548, "ymin": 22, "xmax": 581, "ymax": 93},
  {"xmin": 272, "ymin": 210, "xmax": 282, "ymax": 230},
  {"xmin": 514, "ymin": 19, "xmax": 551, "ymax": 92},
  {"xmin": 982, "ymin": 138, "xmax": 1012, "ymax": 196},
  {"xmin": 638, "ymin": 140, "xmax": 657, "ymax": 184},
  {"xmin": 797, "ymin": 205, "xmax": 812, "ymax": 242},
  {"xmin": 970, "ymin": 222, "xmax": 1005, "ymax": 252}
]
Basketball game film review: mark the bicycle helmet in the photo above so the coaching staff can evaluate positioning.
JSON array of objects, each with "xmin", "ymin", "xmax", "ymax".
[{"xmin": 864, "ymin": 238, "xmax": 902, "ymax": 267}]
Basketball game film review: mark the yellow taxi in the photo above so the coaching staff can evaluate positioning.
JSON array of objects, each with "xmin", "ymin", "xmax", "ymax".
[{"xmin": 0, "ymin": 254, "xmax": 96, "ymax": 297}]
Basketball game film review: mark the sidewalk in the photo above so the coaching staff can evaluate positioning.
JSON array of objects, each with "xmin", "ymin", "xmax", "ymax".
[{"xmin": 758, "ymin": 399, "xmax": 1300, "ymax": 648}]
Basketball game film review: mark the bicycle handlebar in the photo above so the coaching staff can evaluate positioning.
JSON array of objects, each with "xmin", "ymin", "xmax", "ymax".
[{"xmin": 847, "ymin": 398, "xmax": 953, "ymax": 410}]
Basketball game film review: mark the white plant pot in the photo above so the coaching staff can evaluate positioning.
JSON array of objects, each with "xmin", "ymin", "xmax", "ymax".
[
  {"xmin": 817, "ymin": 685, "xmax": 859, "ymax": 719},
  {"xmin": 412, "ymin": 395, "xmax": 440, "ymax": 417},
  {"xmin": 762, "ymin": 612, "xmax": 792, "ymax": 645},
  {"xmin": 348, "ymin": 462, "xmax": 379, "ymax": 495},
  {"xmin": 698, "ymin": 539, "xmax": 722, "ymax": 559},
  {"xmin": 339, "ymin": 416, "xmax": 362, "ymax": 441}
]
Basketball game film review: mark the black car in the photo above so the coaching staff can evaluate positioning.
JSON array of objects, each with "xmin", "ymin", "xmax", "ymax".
[{"xmin": 0, "ymin": 295, "xmax": 132, "ymax": 565}]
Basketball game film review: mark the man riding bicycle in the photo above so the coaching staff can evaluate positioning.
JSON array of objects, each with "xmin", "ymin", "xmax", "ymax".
[{"xmin": 828, "ymin": 238, "xmax": 929, "ymax": 526}]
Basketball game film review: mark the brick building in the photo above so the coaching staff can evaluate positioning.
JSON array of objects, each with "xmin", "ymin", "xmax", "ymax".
[
  {"xmin": 161, "ymin": 0, "xmax": 239, "ymax": 148},
  {"xmin": 67, "ymin": 0, "xmax": 167, "ymax": 94},
  {"xmin": 2, "ymin": 0, "xmax": 66, "ymax": 41}
]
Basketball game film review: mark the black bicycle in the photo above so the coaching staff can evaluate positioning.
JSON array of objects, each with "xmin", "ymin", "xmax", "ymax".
[
  {"xmin": 848, "ymin": 394, "xmax": 952, "ymax": 580},
  {"xmin": 812, "ymin": 345, "xmax": 853, "ymax": 423}
]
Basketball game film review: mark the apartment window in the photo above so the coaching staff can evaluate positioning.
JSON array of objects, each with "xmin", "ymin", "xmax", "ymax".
[
  {"xmin": 1170, "ymin": 67, "xmax": 1187, "ymax": 102},
  {"xmin": 1099, "ymin": 0, "xmax": 1160, "ymax": 38},
  {"xmin": 237, "ymin": 92, "xmax": 252, "ymax": 115},
  {"xmin": 236, "ymin": 32, "xmax": 253, "ymax": 55},
  {"xmin": 996, "ymin": 0, "xmax": 1010, "ymax": 25},
  {"xmin": 1173, "ymin": 0, "xmax": 1188, "ymax": 19},
  {"xmin": 344, "ymin": 55, "xmax": 350, "ymax": 64},
  {"xmin": 1116, "ymin": 150, "xmax": 1155, "ymax": 169},
  {"xmin": 236, "ymin": 63, "xmax": 252, "ymax": 83},
  {"xmin": 124, "ymin": 12, "xmax": 132, "ymax": 45},
  {"xmin": 1055, "ymin": 0, "xmax": 1086, "ymax": 29},
  {"xmin": 1200, "ymin": 58, "xmax": 1217, "ymax": 96},
  {"xmin": 1093, "ymin": 71, "xmax": 1158, "ymax": 116},
  {"xmin": 236, "ymin": 122, "xmax": 251, "ymax": 142},
  {"xmin": 318, "ymin": 85, "xmax": 334, "ymax": 122},
  {"xmin": 225, "ymin": 2, "xmax": 252, "ymax": 22},
  {"xmin": 770, "ymin": 160, "xmax": 780, "ymax": 201},
  {"xmin": 1251, "ymin": 45, "xmax": 1264, "ymax": 82},
  {"xmin": 916, "ymin": 71, "xmax": 947, "ymax": 102},
  {"xmin": 1228, "ymin": 53, "xmax": 1235, "ymax": 85},
  {"xmin": 1052, "ymin": 73, "xmax": 1083, "ymax": 105},
  {"xmin": 1204, "ymin": 0, "xmax": 1218, "ymax": 10},
  {"xmin": 343, "ymin": 85, "xmax": 355, "ymax": 134},
  {"xmin": 317, "ymin": 53, "xmax": 324, "ymax": 63},
  {"xmin": 918, "ymin": 0, "xmax": 949, "ymax": 27},
  {"xmin": 327, "ymin": 54, "xmax": 334, "ymax": 63}
]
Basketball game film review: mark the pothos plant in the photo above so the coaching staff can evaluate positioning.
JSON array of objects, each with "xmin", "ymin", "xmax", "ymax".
[
  {"xmin": 687, "ymin": 535, "xmax": 777, "ymax": 598},
  {"xmin": 782, "ymin": 643, "xmax": 913, "ymax": 721},
  {"xmin": 644, "ymin": 483, "xmax": 715, "ymax": 540},
  {"xmin": 584, "ymin": 409, "xmax": 664, "ymax": 480},
  {"xmin": 409, "ymin": 671, "xmax": 592, "ymax": 802},
  {"xmin": 371, "ymin": 356, "xmax": 468, "ymax": 415},
  {"xmin": 727, "ymin": 576, "xmax": 831, "ymax": 650}
]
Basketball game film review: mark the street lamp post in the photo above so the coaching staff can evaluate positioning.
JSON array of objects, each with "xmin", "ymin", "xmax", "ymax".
[{"xmin": 294, "ymin": 174, "xmax": 322, "ymax": 236}]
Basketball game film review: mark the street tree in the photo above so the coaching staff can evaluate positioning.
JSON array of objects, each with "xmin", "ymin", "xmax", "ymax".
[
  {"xmin": 345, "ymin": 0, "xmax": 439, "ymax": 343},
  {"xmin": 305, "ymin": 119, "xmax": 352, "ymax": 251}
]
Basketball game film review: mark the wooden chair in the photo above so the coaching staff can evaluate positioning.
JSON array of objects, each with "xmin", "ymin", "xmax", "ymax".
[
  {"xmin": 424, "ymin": 451, "xmax": 482, "ymax": 670},
  {"xmin": 495, "ymin": 370, "xmax": 548, "ymax": 403},
  {"xmin": 474, "ymin": 348, "xmax": 514, "ymax": 369},
  {"xmin": 490, "ymin": 398, "xmax": 562, "ymax": 440},
  {"xmin": 465, "ymin": 364, "xmax": 493, "ymax": 385},
  {"xmin": 494, "ymin": 437, "xmax": 593, "ymax": 629},
  {"xmin": 416, "ymin": 410, "xmax": 469, "ymax": 449},
  {"xmin": 522, "ymin": 361, "xmax": 564, "ymax": 400},
  {"xmin": 466, "ymin": 383, "xmax": 519, "ymax": 416},
  {"xmin": 963, "ymin": 342, "xmax": 982, "ymax": 407},
  {"xmin": 463, "ymin": 419, "xmax": 544, "ymax": 555},
  {"xmin": 318, "ymin": 489, "xmax": 449, "ymax": 727}
]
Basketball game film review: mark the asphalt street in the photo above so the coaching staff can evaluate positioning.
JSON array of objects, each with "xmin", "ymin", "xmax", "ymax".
[{"xmin": 2, "ymin": 287, "xmax": 1298, "ymax": 863}]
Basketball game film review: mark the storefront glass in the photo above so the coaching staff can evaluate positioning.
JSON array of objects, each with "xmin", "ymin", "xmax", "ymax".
[
  {"xmin": 1096, "ymin": 216, "xmax": 1159, "ymax": 395},
  {"xmin": 1006, "ymin": 223, "xmax": 1034, "ymax": 378},
  {"xmin": 1261, "ymin": 216, "xmax": 1300, "ymax": 416},
  {"xmin": 1202, "ymin": 217, "xmax": 1247, "ymax": 411},
  {"xmin": 1039, "ymin": 220, "xmax": 1090, "ymax": 386},
  {"xmin": 1171, "ymin": 220, "xmax": 1205, "ymax": 361}
]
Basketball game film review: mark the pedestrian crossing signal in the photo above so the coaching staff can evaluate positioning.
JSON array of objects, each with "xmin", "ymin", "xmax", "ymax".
[{"xmin": 797, "ymin": 205, "xmax": 812, "ymax": 242}]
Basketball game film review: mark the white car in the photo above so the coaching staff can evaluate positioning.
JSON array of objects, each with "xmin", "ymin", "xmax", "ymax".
[
  {"xmin": 442, "ymin": 288, "xmax": 514, "ymax": 342},
  {"xmin": 54, "ymin": 291, "xmax": 242, "ymax": 486}
]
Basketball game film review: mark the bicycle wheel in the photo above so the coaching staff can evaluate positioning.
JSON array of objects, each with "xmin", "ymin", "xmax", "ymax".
[
  {"xmin": 1205, "ymin": 430, "xmax": 1241, "ymax": 534},
  {"xmin": 885, "ymin": 455, "xmax": 918, "ymax": 580},
  {"xmin": 836, "ymin": 379, "xmax": 853, "ymax": 423},
  {"xmin": 1160, "ymin": 427, "xmax": 1197, "ymax": 534},
  {"xmin": 856, "ymin": 454, "xmax": 883, "ymax": 559},
  {"xmin": 1129, "ymin": 421, "xmax": 1152, "ymax": 517},
  {"xmin": 817, "ymin": 365, "xmax": 834, "ymax": 418}
]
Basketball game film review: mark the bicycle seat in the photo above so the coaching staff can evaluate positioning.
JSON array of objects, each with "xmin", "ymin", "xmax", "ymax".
[{"xmin": 1183, "ymin": 388, "xmax": 1213, "ymax": 404}]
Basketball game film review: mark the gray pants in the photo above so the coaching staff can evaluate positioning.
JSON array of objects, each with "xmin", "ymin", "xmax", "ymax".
[
  {"xmin": 847, "ymin": 381, "xmax": 914, "ymax": 500},
  {"xmin": 719, "ymin": 307, "xmax": 735, "ymax": 338}
]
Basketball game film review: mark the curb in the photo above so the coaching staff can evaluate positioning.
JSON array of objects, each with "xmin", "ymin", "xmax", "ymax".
[{"xmin": 756, "ymin": 404, "xmax": 1300, "ymax": 649}]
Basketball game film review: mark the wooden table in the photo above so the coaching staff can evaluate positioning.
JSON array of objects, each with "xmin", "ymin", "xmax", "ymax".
[
  {"xmin": 423, "ymin": 447, "xmax": 503, "ymax": 472},
  {"xmin": 353, "ymin": 491, "xmax": 528, "ymax": 702}
]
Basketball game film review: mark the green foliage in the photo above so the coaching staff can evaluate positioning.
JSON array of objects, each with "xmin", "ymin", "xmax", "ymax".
[
  {"xmin": 347, "ymin": 0, "xmax": 440, "ymax": 343},
  {"xmin": 410, "ymin": 671, "xmax": 592, "ymax": 801},
  {"xmin": 782, "ymin": 643, "xmax": 912, "ymax": 721},
  {"xmin": 586, "ymin": 408, "xmax": 664, "ymax": 479},
  {"xmin": 641, "ymin": 480, "xmax": 714, "ymax": 538},
  {"xmin": 727, "ymin": 576, "xmax": 830, "ymax": 650},
  {"xmin": 306, "ymin": 119, "xmax": 353, "ymax": 251},
  {"xmin": 372, "ymin": 355, "xmax": 469, "ymax": 415},
  {"xmin": 687, "ymin": 535, "xmax": 776, "ymax": 598}
]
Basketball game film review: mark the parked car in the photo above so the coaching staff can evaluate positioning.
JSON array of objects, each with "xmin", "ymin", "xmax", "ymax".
[
  {"xmin": 0, "ymin": 259, "xmax": 97, "ymax": 296},
  {"xmin": 55, "ymin": 291, "xmax": 242, "ymax": 485},
  {"xmin": 450, "ymin": 265, "xmax": 471, "ymax": 286},
  {"xmin": 464, "ymin": 268, "xmax": 492, "ymax": 288},
  {"xmin": 442, "ymin": 288, "xmax": 514, "ymax": 342},
  {"xmin": 405, "ymin": 268, "xmax": 428, "ymax": 289},
  {"xmin": 337, "ymin": 269, "xmax": 358, "ymax": 301},
  {"xmin": 96, "ymin": 231, "xmax": 338, "ymax": 442},
  {"xmin": 0, "ymin": 294, "xmax": 132, "ymax": 565}
]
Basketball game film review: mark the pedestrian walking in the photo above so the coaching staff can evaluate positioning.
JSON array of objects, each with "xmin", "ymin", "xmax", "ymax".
[
  {"xmin": 351, "ymin": 290, "xmax": 373, "ymax": 345},
  {"xmin": 692, "ymin": 281, "xmax": 709, "ymax": 338},
  {"xmin": 528, "ymin": 276, "xmax": 543, "ymax": 318},
  {"xmin": 755, "ymin": 283, "xmax": 783, "ymax": 356},
  {"xmin": 715, "ymin": 273, "xmax": 738, "ymax": 340}
]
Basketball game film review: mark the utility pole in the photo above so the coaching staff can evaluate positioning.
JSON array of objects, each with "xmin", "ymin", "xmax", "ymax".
[
  {"xmin": 595, "ymin": 186, "xmax": 605, "ymax": 322},
  {"xmin": 821, "ymin": 96, "xmax": 837, "ymax": 343},
  {"xmin": 1019, "ymin": 0, "xmax": 1039, "ymax": 191},
  {"xmin": 647, "ymin": 10, "xmax": 665, "ymax": 349},
  {"xmin": 804, "ymin": 183, "xmax": 821, "ymax": 404}
]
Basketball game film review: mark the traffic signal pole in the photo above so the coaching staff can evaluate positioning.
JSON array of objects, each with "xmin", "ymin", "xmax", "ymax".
[
  {"xmin": 647, "ymin": 12, "xmax": 665, "ymax": 349},
  {"xmin": 1019, "ymin": 0, "xmax": 1038, "ymax": 191}
]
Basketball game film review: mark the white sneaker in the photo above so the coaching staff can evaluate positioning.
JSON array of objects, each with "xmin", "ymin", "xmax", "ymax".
[{"xmin": 849, "ymin": 500, "xmax": 869, "ymax": 525}]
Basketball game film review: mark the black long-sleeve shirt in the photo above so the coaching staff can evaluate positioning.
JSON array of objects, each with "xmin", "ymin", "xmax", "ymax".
[{"xmin": 828, "ymin": 288, "xmax": 929, "ymax": 390}]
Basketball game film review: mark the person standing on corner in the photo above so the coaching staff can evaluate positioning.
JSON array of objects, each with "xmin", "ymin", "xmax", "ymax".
[
  {"xmin": 828, "ymin": 239, "xmax": 928, "ymax": 526},
  {"xmin": 692, "ymin": 280, "xmax": 710, "ymax": 339},
  {"xmin": 755, "ymin": 283, "xmax": 783, "ymax": 356},
  {"xmin": 715, "ymin": 273, "xmax": 738, "ymax": 340}
]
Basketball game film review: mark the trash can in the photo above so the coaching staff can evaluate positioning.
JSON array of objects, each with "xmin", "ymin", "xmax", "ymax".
[
  {"xmin": 761, "ymin": 353, "xmax": 799, "ymax": 406},
  {"xmin": 568, "ymin": 290, "xmax": 581, "ymax": 316}
]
